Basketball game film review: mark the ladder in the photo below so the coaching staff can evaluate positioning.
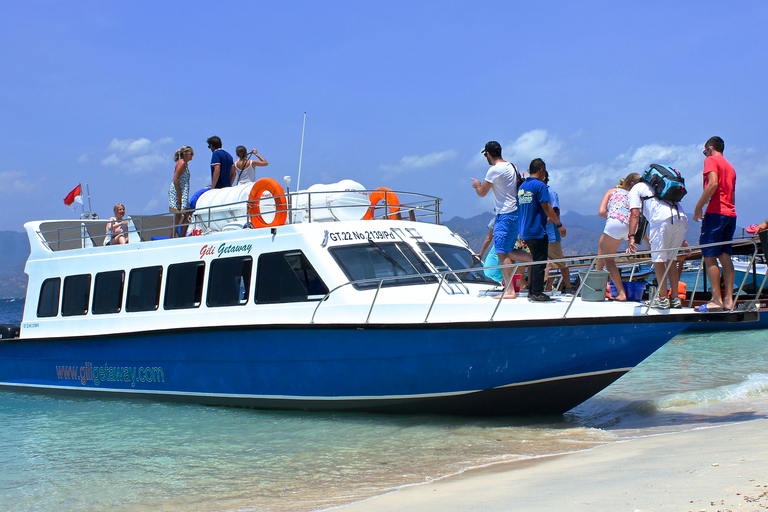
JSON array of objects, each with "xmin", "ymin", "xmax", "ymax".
[{"xmin": 392, "ymin": 227, "xmax": 468, "ymax": 294}]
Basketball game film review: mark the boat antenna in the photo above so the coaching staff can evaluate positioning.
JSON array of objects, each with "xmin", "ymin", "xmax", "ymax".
[{"xmin": 296, "ymin": 112, "xmax": 306, "ymax": 192}]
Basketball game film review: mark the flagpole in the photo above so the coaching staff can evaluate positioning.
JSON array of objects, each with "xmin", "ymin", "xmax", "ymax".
[
  {"xmin": 86, "ymin": 183, "xmax": 93, "ymax": 216},
  {"xmin": 80, "ymin": 183, "xmax": 86, "ymax": 218}
]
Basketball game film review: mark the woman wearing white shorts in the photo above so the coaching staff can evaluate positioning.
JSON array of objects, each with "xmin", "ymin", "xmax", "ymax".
[{"xmin": 596, "ymin": 173, "xmax": 641, "ymax": 300}]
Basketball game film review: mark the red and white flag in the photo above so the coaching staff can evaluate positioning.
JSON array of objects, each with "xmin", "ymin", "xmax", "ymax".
[{"xmin": 63, "ymin": 184, "xmax": 83, "ymax": 210}]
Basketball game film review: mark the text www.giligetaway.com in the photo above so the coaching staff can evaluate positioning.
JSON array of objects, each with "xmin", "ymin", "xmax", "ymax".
[{"xmin": 56, "ymin": 362, "xmax": 164, "ymax": 387}]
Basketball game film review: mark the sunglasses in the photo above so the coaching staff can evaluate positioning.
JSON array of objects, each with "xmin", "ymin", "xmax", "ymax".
[{"xmin": 702, "ymin": 146, "xmax": 713, "ymax": 156}]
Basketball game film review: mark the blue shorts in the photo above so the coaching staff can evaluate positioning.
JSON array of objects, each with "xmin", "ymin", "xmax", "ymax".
[
  {"xmin": 699, "ymin": 213, "xmax": 737, "ymax": 257},
  {"xmin": 494, "ymin": 212, "xmax": 519, "ymax": 254}
]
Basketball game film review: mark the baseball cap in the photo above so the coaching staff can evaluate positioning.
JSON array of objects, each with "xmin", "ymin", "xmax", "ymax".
[{"xmin": 482, "ymin": 141, "xmax": 501, "ymax": 155}]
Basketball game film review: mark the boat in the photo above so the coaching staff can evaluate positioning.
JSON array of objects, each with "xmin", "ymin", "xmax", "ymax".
[
  {"xmin": 732, "ymin": 255, "xmax": 767, "ymax": 286},
  {"xmin": 0, "ymin": 178, "xmax": 756, "ymax": 415}
]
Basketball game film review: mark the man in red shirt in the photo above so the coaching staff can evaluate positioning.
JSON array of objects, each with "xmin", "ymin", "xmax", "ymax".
[{"xmin": 693, "ymin": 136, "xmax": 737, "ymax": 311}]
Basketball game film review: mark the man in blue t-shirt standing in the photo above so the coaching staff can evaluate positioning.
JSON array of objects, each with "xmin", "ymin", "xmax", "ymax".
[
  {"xmin": 207, "ymin": 135, "xmax": 234, "ymax": 189},
  {"xmin": 517, "ymin": 159, "xmax": 566, "ymax": 302}
]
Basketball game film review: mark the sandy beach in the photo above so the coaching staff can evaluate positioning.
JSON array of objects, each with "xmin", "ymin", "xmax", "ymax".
[{"xmin": 330, "ymin": 418, "xmax": 768, "ymax": 512}]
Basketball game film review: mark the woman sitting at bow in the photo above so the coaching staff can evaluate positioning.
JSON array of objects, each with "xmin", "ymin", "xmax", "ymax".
[{"xmin": 105, "ymin": 203, "xmax": 129, "ymax": 245}]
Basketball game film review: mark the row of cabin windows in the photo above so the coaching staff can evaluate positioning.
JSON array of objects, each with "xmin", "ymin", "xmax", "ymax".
[{"xmin": 37, "ymin": 251, "xmax": 329, "ymax": 318}]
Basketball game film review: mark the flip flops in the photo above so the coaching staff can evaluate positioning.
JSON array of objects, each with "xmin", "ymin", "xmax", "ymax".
[
  {"xmin": 697, "ymin": 304, "xmax": 724, "ymax": 312},
  {"xmin": 746, "ymin": 224, "xmax": 760, "ymax": 234}
]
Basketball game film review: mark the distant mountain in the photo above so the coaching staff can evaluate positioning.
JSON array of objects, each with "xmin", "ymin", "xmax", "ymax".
[
  {"xmin": 0, "ymin": 231, "xmax": 29, "ymax": 298},
  {"xmin": 445, "ymin": 211, "xmax": 605, "ymax": 257},
  {"xmin": 443, "ymin": 212, "xmax": 495, "ymax": 255}
]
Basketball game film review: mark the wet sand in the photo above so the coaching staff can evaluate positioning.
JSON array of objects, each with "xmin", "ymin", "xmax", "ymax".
[{"xmin": 328, "ymin": 418, "xmax": 768, "ymax": 512}]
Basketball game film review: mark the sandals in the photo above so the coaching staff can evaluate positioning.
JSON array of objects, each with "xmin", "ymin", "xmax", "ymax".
[{"xmin": 697, "ymin": 304, "xmax": 724, "ymax": 312}]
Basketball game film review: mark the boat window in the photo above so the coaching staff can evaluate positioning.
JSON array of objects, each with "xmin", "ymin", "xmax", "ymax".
[
  {"xmin": 431, "ymin": 243, "xmax": 498, "ymax": 284},
  {"xmin": 37, "ymin": 278, "xmax": 61, "ymax": 318},
  {"xmin": 165, "ymin": 262, "xmax": 205, "ymax": 310},
  {"xmin": 126, "ymin": 266, "xmax": 162, "ymax": 312},
  {"xmin": 329, "ymin": 242, "xmax": 437, "ymax": 289},
  {"xmin": 92, "ymin": 271, "xmax": 125, "ymax": 314},
  {"xmin": 207, "ymin": 257, "xmax": 252, "ymax": 307},
  {"xmin": 62, "ymin": 274, "xmax": 92, "ymax": 316},
  {"xmin": 256, "ymin": 251, "xmax": 328, "ymax": 303}
]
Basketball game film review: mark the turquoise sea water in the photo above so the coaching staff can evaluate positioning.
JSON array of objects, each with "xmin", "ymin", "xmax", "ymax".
[{"xmin": 1, "ymin": 298, "xmax": 767, "ymax": 512}]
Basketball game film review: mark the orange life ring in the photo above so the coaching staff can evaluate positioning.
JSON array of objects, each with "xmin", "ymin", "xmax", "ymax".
[
  {"xmin": 248, "ymin": 178, "xmax": 288, "ymax": 228},
  {"xmin": 363, "ymin": 187, "xmax": 400, "ymax": 220}
]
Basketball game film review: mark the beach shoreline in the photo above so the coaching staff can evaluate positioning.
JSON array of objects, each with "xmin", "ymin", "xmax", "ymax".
[{"xmin": 327, "ymin": 418, "xmax": 768, "ymax": 512}]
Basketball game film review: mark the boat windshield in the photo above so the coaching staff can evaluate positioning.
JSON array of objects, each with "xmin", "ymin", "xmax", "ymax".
[
  {"xmin": 330, "ymin": 241, "xmax": 495, "ymax": 288},
  {"xmin": 330, "ymin": 241, "xmax": 438, "ymax": 289}
]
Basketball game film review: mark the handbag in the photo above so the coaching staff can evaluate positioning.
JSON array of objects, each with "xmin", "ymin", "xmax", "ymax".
[{"xmin": 634, "ymin": 215, "xmax": 648, "ymax": 242}]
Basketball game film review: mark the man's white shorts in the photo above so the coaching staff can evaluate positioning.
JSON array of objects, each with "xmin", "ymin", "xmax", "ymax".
[{"xmin": 649, "ymin": 215, "xmax": 688, "ymax": 262}]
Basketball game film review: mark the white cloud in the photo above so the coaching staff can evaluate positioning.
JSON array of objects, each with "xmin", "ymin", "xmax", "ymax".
[
  {"xmin": 100, "ymin": 137, "xmax": 174, "ymax": 173},
  {"xmin": 0, "ymin": 170, "xmax": 36, "ymax": 194},
  {"xmin": 506, "ymin": 129, "xmax": 565, "ymax": 167},
  {"xmin": 380, "ymin": 149, "xmax": 457, "ymax": 176},
  {"xmin": 613, "ymin": 143, "xmax": 701, "ymax": 177},
  {"xmin": 467, "ymin": 129, "xmax": 567, "ymax": 170},
  {"xmin": 548, "ymin": 143, "xmax": 703, "ymax": 216},
  {"xmin": 544, "ymin": 141, "xmax": 768, "ymax": 223}
]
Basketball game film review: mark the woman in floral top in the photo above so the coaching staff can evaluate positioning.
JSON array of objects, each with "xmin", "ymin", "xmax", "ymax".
[{"xmin": 596, "ymin": 173, "xmax": 641, "ymax": 300}]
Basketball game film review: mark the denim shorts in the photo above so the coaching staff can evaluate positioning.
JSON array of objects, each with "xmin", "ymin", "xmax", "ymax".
[
  {"xmin": 699, "ymin": 213, "xmax": 737, "ymax": 257},
  {"xmin": 494, "ymin": 212, "xmax": 520, "ymax": 254}
]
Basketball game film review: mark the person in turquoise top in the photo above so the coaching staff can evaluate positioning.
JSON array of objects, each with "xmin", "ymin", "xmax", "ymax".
[
  {"xmin": 543, "ymin": 173, "xmax": 572, "ymax": 294},
  {"xmin": 517, "ymin": 159, "xmax": 566, "ymax": 302}
]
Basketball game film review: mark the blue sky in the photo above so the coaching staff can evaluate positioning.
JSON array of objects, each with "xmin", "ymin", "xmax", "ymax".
[{"xmin": 2, "ymin": 1, "xmax": 767, "ymax": 232}]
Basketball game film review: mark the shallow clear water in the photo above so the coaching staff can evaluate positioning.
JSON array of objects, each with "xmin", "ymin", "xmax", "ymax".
[{"xmin": 1, "ymin": 298, "xmax": 767, "ymax": 512}]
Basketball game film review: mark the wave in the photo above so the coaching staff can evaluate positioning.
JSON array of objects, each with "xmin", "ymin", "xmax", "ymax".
[
  {"xmin": 568, "ymin": 373, "xmax": 768, "ymax": 429},
  {"xmin": 654, "ymin": 373, "xmax": 768, "ymax": 408},
  {"xmin": 0, "ymin": 298, "xmax": 24, "ymax": 325}
]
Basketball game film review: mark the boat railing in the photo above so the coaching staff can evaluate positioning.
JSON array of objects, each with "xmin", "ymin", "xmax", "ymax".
[
  {"xmin": 681, "ymin": 236, "xmax": 767, "ymax": 312},
  {"xmin": 311, "ymin": 238, "xmax": 764, "ymax": 324},
  {"xmin": 193, "ymin": 188, "xmax": 442, "ymax": 230},
  {"xmin": 33, "ymin": 188, "xmax": 443, "ymax": 251}
]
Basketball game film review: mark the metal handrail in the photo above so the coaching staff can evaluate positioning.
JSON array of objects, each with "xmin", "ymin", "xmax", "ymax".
[
  {"xmin": 35, "ymin": 188, "xmax": 443, "ymax": 251},
  {"xmin": 685, "ymin": 238, "xmax": 765, "ymax": 312},
  {"xmin": 309, "ymin": 238, "xmax": 762, "ymax": 324}
]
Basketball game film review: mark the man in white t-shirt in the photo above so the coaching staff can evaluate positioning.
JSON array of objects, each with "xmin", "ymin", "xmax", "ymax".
[
  {"xmin": 471, "ymin": 141, "xmax": 532, "ymax": 298},
  {"xmin": 626, "ymin": 180, "xmax": 688, "ymax": 309}
]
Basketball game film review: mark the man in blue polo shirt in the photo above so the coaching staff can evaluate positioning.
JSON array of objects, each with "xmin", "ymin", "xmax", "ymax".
[
  {"xmin": 517, "ymin": 159, "xmax": 566, "ymax": 302},
  {"xmin": 207, "ymin": 135, "xmax": 234, "ymax": 189}
]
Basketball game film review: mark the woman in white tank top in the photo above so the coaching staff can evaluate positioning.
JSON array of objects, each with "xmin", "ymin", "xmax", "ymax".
[{"xmin": 233, "ymin": 146, "xmax": 269, "ymax": 185}]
